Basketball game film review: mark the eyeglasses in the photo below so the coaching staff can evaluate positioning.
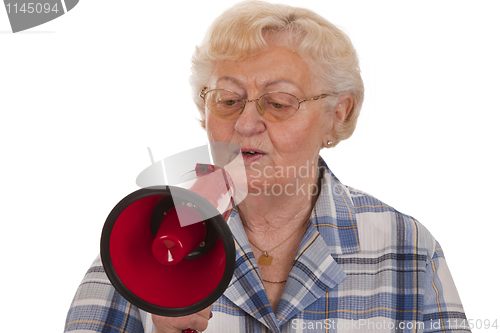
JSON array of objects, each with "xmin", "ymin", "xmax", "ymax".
[{"xmin": 199, "ymin": 87, "xmax": 331, "ymax": 122}]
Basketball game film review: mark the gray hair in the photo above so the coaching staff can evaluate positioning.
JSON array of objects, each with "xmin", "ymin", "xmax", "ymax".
[{"xmin": 190, "ymin": 0, "xmax": 364, "ymax": 145}]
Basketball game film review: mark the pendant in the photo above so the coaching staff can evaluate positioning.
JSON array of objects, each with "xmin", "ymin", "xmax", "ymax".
[{"xmin": 258, "ymin": 251, "xmax": 273, "ymax": 266}]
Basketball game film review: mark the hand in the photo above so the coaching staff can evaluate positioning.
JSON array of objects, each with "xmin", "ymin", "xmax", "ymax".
[{"xmin": 152, "ymin": 307, "xmax": 212, "ymax": 333}]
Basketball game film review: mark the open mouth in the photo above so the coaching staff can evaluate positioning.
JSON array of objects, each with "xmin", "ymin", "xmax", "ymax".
[{"xmin": 241, "ymin": 149, "xmax": 265, "ymax": 161}]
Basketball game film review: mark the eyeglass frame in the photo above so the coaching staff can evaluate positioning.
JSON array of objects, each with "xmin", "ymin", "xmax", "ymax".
[{"xmin": 199, "ymin": 87, "xmax": 334, "ymax": 121}]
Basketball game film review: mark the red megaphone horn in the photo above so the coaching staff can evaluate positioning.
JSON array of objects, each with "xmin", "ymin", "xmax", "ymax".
[{"xmin": 100, "ymin": 161, "xmax": 237, "ymax": 332}]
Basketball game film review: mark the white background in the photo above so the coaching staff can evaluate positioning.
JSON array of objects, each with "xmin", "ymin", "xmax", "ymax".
[{"xmin": 1, "ymin": 0, "xmax": 499, "ymax": 331}]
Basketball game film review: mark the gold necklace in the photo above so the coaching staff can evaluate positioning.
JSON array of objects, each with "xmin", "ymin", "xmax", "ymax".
[
  {"xmin": 247, "ymin": 216, "xmax": 309, "ymax": 266},
  {"xmin": 262, "ymin": 278, "xmax": 287, "ymax": 284}
]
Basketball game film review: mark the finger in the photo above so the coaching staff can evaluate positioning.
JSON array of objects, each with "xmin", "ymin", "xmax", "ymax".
[
  {"xmin": 152, "ymin": 307, "xmax": 212, "ymax": 333},
  {"xmin": 195, "ymin": 306, "xmax": 213, "ymax": 321}
]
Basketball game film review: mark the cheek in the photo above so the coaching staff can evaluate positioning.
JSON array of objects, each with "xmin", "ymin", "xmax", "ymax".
[
  {"xmin": 206, "ymin": 115, "xmax": 233, "ymax": 142},
  {"xmin": 271, "ymin": 119, "xmax": 323, "ymax": 154}
]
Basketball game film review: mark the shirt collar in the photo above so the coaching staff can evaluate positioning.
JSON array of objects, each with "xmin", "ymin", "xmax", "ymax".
[
  {"xmin": 223, "ymin": 157, "xmax": 360, "ymax": 330},
  {"xmin": 313, "ymin": 156, "xmax": 361, "ymax": 256}
]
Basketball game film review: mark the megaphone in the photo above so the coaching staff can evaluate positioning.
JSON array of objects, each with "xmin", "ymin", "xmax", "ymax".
[{"xmin": 100, "ymin": 144, "xmax": 247, "ymax": 331}]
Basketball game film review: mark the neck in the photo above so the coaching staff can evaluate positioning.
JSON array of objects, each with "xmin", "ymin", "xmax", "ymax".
[{"xmin": 238, "ymin": 174, "xmax": 321, "ymax": 245}]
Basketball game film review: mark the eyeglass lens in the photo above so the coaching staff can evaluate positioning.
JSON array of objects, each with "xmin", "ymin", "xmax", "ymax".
[{"xmin": 204, "ymin": 90, "xmax": 300, "ymax": 122}]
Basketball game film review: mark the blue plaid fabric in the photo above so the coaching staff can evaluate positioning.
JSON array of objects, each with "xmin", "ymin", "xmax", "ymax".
[{"xmin": 65, "ymin": 158, "xmax": 470, "ymax": 332}]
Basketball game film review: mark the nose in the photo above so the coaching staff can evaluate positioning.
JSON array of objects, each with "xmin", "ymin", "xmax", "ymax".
[
  {"xmin": 234, "ymin": 99, "xmax": 266, "ymax": 136},
  {"xmin": 243, "ymin": 99, "xmax": 265, "ymax": 116}
]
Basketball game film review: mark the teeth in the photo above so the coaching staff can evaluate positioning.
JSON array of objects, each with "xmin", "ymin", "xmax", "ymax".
[{"xmin": 245, "ymin": 151, "xmax": 257, "ymax": 155}]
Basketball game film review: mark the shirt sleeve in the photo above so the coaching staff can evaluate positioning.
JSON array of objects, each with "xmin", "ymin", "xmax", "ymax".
[
  {"xmin": 64, "ymin": 256, "xmax": 147, "ymax": 333},
  {"xmin": 423, "ymin": 242, "xmax": 471, "ymax": 332}
]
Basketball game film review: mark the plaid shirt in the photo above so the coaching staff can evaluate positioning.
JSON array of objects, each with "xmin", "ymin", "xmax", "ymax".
[{"xmin": 65, "ymin": 159, "xmax": 470, "ymax": 332}]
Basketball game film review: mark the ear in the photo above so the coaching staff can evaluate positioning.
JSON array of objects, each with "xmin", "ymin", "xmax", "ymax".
[
  {"xmin": 323, "ymin": 94, "xmax": 354, "ymax": 147},
  {"xmin": 334, "ymin": 94, "xmax": 354, "ymax": 124}
]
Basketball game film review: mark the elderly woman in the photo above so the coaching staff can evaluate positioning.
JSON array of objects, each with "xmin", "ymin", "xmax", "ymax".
[{"xmin": 65, "ymin": 1, "xmax": 469, "ymax": 332}]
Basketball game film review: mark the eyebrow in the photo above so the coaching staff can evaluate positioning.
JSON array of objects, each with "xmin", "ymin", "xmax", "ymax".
[
  {"xmin": 264, "ymin": 79, "xmax": 300, "ymax": 89},
  {"xmin": 216, "ymin": 76, "xmax": 242, "ymax": 86},
  {"xmin": 264, "ymin": 79, "xmax": 305, "ymax": 95}
]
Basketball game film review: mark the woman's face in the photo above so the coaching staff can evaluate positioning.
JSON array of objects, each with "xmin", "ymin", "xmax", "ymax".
[{"xmin": 205, "ymin": 44, "xmax": 335, "ymax": 195}]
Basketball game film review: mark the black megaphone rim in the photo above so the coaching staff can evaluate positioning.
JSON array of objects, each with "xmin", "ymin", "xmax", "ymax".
[{"xmin": 100, "ymin": 186, "xmax": 236, "ymax": 317}]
